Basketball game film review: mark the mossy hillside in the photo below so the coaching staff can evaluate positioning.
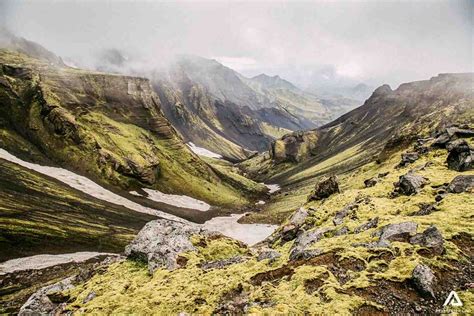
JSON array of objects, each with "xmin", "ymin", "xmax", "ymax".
[
  {"xmin": 0, "ymin": 49, "xmax": 259, "ymax": 207},
  {"xmin": 0, "ymin": 159, "xmax": 155, "ymax": 261},
  {"xmin": 64, "ymin": 146, "xmax": 473, "ymax": 314}
]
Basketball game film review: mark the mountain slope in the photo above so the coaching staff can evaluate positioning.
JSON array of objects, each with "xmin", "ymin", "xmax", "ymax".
[
  {"xmin": 240, "ymin": 73, "xmax": 474, "ymax": 223},
  {"xmin": 0, "ymin": 49, "xmax": 264, "ymax": 211}
]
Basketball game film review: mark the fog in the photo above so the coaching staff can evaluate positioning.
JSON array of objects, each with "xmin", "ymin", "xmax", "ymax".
[{"xmin": 1, "ymin": 0, "xmax": 472, "ymax": 88}]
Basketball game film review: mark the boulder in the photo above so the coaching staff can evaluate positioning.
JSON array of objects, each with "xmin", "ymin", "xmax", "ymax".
[
  {"xmin": 409, "ymin": 225, "xmax": 444, "ymax": 255},
  {"xmin": 280, "ymin": 207, "xmax": 309, "ymax": 242},
  {"xmin": 447, "ymin": 175, "xmax": 474, "ymax": 193},
  {"xmin": 364, "ymin": 177, "xmax": 378, "ymax": 188},
  {"xmin": 446, "ymin": 139, "xmax": 473, "ymax": 171},
  {"xmin": 289, "ymin": 227, "xmax": 331, "ymax": 261},
  {"xmin": 308, "ymin": 176, "xmax": 340, "ymax": 201},
  {"xmin": 257, "ymin": 249, "xmax": 281, "ymax": 262},
  {"xmin": 354, "ymin": 217, "xmax": 379, "ymax": 233},
  {"xmin": 374, "ymin": 222, "xmax": 418, "ymax": 244},
  {"xmin": 397, "ymin": 152, "xmax": 419, "ymax": 168},
  {"xmin": 270, "ymin": 131, "xmax": 319, "ymax": 163},
  {"xmin": 393, "ymin": 172, "xmax": 429, "ymax": 195},
  {"xmin": 333, "ymin": 203, "xmax": 358, "ymax": 226},
  {"xmin": 125, "ymin": 219, "xmax": 201, "ymax": 273},
  {"xmin": 410, "ymin": 203, "xmax": 437, "ymax": 216},
  {"xmin": 412, "ymin": 264, "xmax": 436, "ymax": 298},
  {"xmin": 18, "ymin": 277, "xmax": 75, "ymax": 315}
]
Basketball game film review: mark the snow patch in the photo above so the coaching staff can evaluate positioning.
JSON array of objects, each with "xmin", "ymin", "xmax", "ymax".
[
  {"xmin": 264, "ymin": 183, "xmax": 280, "ymax": 194},
  {"xmin": 203, "ymin": 214, "xmax": 277, "ymax": 245},
  {"xmin": 255, "ymin": 200, "xmax": 266, "ymax": 205},
  {"xmin": 186, "ymin": 142, "xmax": 222, "ymax": 159},
  {"xmin": 0, "ymin": 148, "xmax": 186, "ymax": 223},
  {"xmin": 0, "ymin": 252, "xmax": 118, "ymax": 275},
  {"xmin": 141, "ymin": 188, "xmax": 211, "ymax": 212}
]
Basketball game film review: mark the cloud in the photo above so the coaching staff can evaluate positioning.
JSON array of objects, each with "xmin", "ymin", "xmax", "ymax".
[{"xmin": 2, "ymin": 0, "xmax": 472, "ymax": 87}]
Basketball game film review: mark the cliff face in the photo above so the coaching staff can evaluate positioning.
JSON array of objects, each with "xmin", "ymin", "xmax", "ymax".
[{"xmin": 0, "ymin": 50, "xmax": 258, "ymax": 207}]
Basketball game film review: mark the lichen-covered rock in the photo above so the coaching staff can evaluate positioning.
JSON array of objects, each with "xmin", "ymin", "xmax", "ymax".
[
  {"xmin": 124, "ymin": 219, "xmax": 201, "ymax": 273},
  {"xmin": 447, "ymin": 175, "xmax": 474, "ymax": 193},
  {"xmin": 374, "ymin": 222, "xmax": 418, "ymax": 244},
  {"xmin": 354, "ymin": 217, "xmax": 379, "ymax": 233},
  {"xmin": 257, "ymin": 249, "xmax": 281, "ymax": 262},
  {"xmin": 279, "ymin": 207, "xmax": 309, "ymax": 242},
  {"xmin": 270, "ymin": 131, "xmax": 319, "ymax": 163},
  {"xmin": 393, "ymin": 172, "xmax": 429, "ymax": 195},
  {"xmin": 333, "ymin": 203, "xmax": 358, "ymax": 226},
  {"xmin": 412, "ymin": 264, "xmax": 436, "ymax": 298},
  {"xmin": 308, "ymin": 176, "xmax": 340, "ymax": 201},
  {"xmin": 397, "ymin": 152, "xmax": 419, "ymax": 167},
  {"xmin": 18, "ymin": 276, "xmax": 75, "ymax": 315},
  {"xmin": 200, "ymin": 256, "xmax": 245, "ymax": 270},
  {"xmin": 446, "ymin": 139, "xmax": 473, "ymax": 171},
  {"xmin": 409, "ymin": 225, "xmax": 444, "ymax": 255},
  {"xmin": 289, "ymin": 227, "xmax": 331, "ymax": 261}
]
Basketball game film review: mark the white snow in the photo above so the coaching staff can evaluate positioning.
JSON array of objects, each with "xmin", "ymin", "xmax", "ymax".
[
  {"xmin": 186, "ymin": 142, "xmax": 222, "ymax": 159},
  {"xmin": 0, "ymin": 148, "xmax": 186, "ymax": 223},
  {"xmin": 203, "ymin": 214, "xmax": 277, "ymax": 245},
  {"xmin": 0, "ymin": 252, "xmax": 118, "ymax": 275},
  {"xmin": 255, "ymin": 200, "xmax": 266, "ymax": 205},
  {"xmin": 264, "ymin": 183, "xmax": 280, "ymax": 194},
  {"xmin": 136, "ymin": 188, "xmax": 211, "ymax": 212},
  {"xmin": 0, "ymin": 148, "xmax": 277, "ymax": 245}
]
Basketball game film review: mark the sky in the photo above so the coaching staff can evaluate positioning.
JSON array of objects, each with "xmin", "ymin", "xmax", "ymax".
[{"xmin": 1, "ymin": 0, "xmax": 472, "ymax": 89}]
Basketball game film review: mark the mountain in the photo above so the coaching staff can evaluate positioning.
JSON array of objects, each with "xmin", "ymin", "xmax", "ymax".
[
  {"xmin": 240, "ymin": 72, "xmax": 474, "ymax": 221},
  {"xmin": 29, "ymin": 84, "xmax": 473, "ymax": 314},
  {"xmin": 153, "ymin": 56, "xmax": 362, "ymax": 160}
]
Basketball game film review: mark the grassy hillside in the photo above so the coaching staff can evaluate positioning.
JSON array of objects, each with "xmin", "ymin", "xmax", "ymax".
[
  {"xmin": 62, "ymin": 146, "xmax": 473, "ymax": 314},
  {"xmin": 0, "ymin": 49, "xmax": 262, "ymax": 208}
]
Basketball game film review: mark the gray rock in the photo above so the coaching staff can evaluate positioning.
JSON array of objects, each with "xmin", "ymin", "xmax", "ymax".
[
  {"xmin": 375, "ymin": 222, "xmax": 418, "ymax": 243},
  {"xmin": 289, "ymin": 248, "xmax": 323, "ymax": 261},
  {"xmin": 410, "ymin": 203, "xmax": 437, "ymax": 216},
  {"xmin": 289, "ymin": 227, "xmax": 331, "ymax": 261},
  {"xmin": 398, "ymin": 152, "xmax": 419, "ymax": 167},
  {"xmin": 308, "ymin": 176, "xmax": 340, "ymax": 201},
  {"xmin": 394, "ymin": 172, "xmax": 429, "ymax": 195},
  {"xmin": 257, "ymin": 249, "xmax": 281, "ymax": 262},
  {"xmin": 409, "ymin": 225, "xmax": 444, "ymax": 255},
  {"xmin": 279, "ymin": 207, "xmax": 309, "ymax": 242},
  {"xmin": 446, "ymin": 139, "xmax": 473, "ymax": 171},
  {"xmin": 354, "ymin": 217, "xmax": 379, "ymax": 233},
  {"xmin": 447, "ymin": 175, "xmax": 474, "ymax": 193},
  {"xmin": 333, "ymin": 203, "xmax": 358, "ymax": 226},
  {"xmin": 200, "ymin": 256, "xmax": 245, "ymax": 270},
  {"xmin": 19, "ymin": 276, "xmax": 75, "ymax": 315},
  {"xmin": 364, "ymin": 177, "xmax": 378, "ymax": 188},
  {"xmin": 412, "ymin": 264, "xmax": 436, "ymax": 298},
  {"xmin": 334, "ymin": 226, "xmax": 349, "ymax": 236},
  {"xmin": 288, "ymin": 207, "xmax": 309, "ymax": 227},
  {"xmin": 83, "ymin": 291, "xmax": 97, "ymax": 304},
  {"xmin": 124, "ymin": 219, "xmax": 200, "ymax": 273}
]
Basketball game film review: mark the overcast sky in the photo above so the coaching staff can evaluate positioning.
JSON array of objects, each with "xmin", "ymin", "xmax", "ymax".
[{"xmin": 1, "ymin": 0, "xmax": 472, "ymax": 88}]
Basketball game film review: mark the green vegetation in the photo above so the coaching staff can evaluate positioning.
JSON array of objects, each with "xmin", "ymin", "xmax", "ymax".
[{"xmin": 63, "ymin": 147, "xmax": 473, "ymax": 314}]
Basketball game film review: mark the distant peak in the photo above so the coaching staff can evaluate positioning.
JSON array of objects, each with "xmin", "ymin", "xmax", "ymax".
[{"xmin": 371, "ymin": 84, "xmax": 392, "ymax": 96}]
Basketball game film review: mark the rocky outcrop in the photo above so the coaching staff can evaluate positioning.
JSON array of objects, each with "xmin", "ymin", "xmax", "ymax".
[
  {"xmin": 409, "ymin": 225, "xmax": 444, "ymax": 255},
  {"xmin": 18, "ymin": 276, "xmax": 75, "ymax": 316},
  {"xmin": 412, "ymin": 264, "xmax": 436, "ymax": 298},
  {"xmin": 270, "ymin": 131, "xmax": 319, "ymax": 163},
  {"xmin": 374, "ymin": 222, "xmax": 418, "ymax": 245},
  {"xmin": 354, "ymin": 217, "xmax": 379, "ymax": 233},
  {"xmin": 333, "ymin": 203, "xmax": 358, "ymax": 226},
  {"xmin": 446, "ymin": 139, "xmax": 473, "ymax": 171},
  {"xmin": 447, "ymin": 175, "xmax": 474, "ymax": 193},
  {"xmin": 308, "ymin": 176, "xmax": 340, "ymax": 201},
  {"xmin": 397, "ymin": 152, "xmax": 420, "ymax": 168},
  {"xmin": 289, "ymin": 227, "xmax": 331, "ymax": 261},
  {"xmin": 257, "ymin": 249, "xmax": 281, "ymax": 262},
  {"xmin": 393, "ymin": 172, "xmax": 429, "ymax": 196},
  {"xmin": 124, "ymin": 219, "xmax": 201, "ymax": 273},
  {"xmin": 279, "ymin": 207, "xmax": 309, "ymax": 242}
]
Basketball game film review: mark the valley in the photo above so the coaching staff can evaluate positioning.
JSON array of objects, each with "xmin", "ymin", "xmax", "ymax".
[{"xmin": 0, "ymin": 29, "xmax": 473, "ymax": 315}]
